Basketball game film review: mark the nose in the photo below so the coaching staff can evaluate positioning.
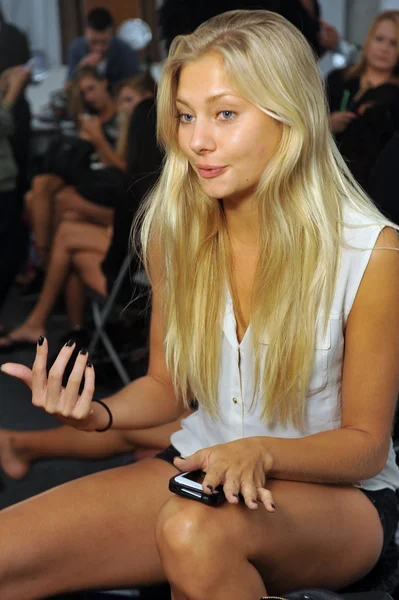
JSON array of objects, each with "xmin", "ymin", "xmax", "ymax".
[{"xmin": 189, "ymin": 119, "xmax": 216, "ymax": 155}]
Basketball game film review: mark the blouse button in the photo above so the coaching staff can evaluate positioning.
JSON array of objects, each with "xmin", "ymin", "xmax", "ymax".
[{"xmin": 232, "ymin": 397, "xmax": 238, "ymax": 404}]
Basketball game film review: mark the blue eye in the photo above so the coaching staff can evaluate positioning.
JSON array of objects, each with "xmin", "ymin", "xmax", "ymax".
[
  {"xmin": 178, "ymin": 113, "xmax": 195, "ymax": 123},
  {"xmin": 219, "ymin": 110, "xmax": 236, "ymax": 120}
]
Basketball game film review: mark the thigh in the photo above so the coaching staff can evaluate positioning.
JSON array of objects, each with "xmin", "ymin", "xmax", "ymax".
[
  {"xmin": 33, "ymin": 173, "xmax": 65, "ymax": 195},
  {"xmin": 249, "ymin": 480, "xmax": 384, "ymax": 593},
  {"xmin": 166, "ymin": 479, "xmax": 384, "ymax": 595},
  {"xmin": 0, "ymin": 457, "xmax": 178, "ymax": 599},
  {"xmin": 57, "ymin": 221, "xmax": 110, "ymax": 254}
]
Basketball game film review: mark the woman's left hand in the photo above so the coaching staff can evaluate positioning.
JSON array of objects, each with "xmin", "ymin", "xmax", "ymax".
[
  {"xmin": 79, "ymin": 115, "xmax": 103, "ymax": 144},
  {"xmin": 173, "ymin": 438, "xmax": 276, "ymax": 511}
]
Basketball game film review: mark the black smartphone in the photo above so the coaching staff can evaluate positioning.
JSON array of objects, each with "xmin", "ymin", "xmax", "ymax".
[{"xmin": 169, "ymin": 470, "xmax": 226, "ymax": 506}]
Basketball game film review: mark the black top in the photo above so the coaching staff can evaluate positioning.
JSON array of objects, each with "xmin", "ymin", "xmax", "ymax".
[
  {"xmin": 159, "ymin": 0, "xmax": 322, "ymax": 56},
  {"xmin": 366, "ymin": 134, "xmax": 399, "ymax": 226},
  {"xmin": 325, "ymin": 68, "xmax": 361, "ymax": 113},
  {"xmin": 101, "ymin": 98, "xmax": 163, "ymax": 297},
  {"xmin": 0, "ymin": 22, "xmax": 30, "ymax": 74}
]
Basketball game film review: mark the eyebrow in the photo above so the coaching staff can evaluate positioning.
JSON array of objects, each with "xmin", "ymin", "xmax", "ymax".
[{"xmin": 176, "ymin": 93, "xmax": 238, "ymax": 107}]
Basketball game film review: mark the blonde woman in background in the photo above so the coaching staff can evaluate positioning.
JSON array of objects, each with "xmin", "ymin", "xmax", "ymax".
[
  {"xmin": 1, "ymin": 10, "xmax": 399, "ymax": 599},
  {"xmin": 327, "ymin": 10, "xmax": 399, "ymax": 135},
  {"xmin": 0, "ymin": 73, "xmax": 155, "ymax": 351}
]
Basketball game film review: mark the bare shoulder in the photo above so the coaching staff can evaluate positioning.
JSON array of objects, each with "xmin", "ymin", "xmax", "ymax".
[
  {"xmin": 341, "ymin": 226, "xmax": 399, "ymax": 437},
  {"xmin": 352, "ymin": 226, "xmax": 399, "ymax": 313}
]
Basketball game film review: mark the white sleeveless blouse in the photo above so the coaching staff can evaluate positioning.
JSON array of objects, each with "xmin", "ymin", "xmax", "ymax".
[{"xmin": 171, "ymin": 205, "xmax": 399, "ymax": 491}]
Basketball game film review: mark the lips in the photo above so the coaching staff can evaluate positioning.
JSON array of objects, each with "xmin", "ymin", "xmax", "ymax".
[{"xmin": 196, "ymin": 165, "xmax": 227, "ymax": 179}]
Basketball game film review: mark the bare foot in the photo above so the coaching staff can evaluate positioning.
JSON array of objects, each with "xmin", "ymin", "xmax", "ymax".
[
  {"xmin": 0, "ymin": 430, "xmax": 31, "ymax": 479},
  {"xmin": 0, "ymin": 323, "xmax": 45, "ymax": 348}
]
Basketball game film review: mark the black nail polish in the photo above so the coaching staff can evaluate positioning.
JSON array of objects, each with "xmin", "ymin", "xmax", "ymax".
[
  {"xmin": 207, "ymin": 484, "xmax": 214, "ymax": 492},
  {"xmin": 80, "ymin": 348, "xmax": 88, "ymax": 355},
  {"xmin": 86, "ymin": 360, "xmax": 92, "ymax": 368},
  {"xmin": 37, "ymin": 336, "xmax": 44, "ymax": 346},
  {"xmin": 271, "ymin": 503, "xmax": 276, "ymax": 509},
  {"xmin": 65, "ymin": 339, "xmax": 74, "ymax": 347}
]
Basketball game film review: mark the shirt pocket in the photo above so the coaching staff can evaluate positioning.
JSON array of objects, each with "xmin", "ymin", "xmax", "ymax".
[{"xmin": 258, "ymin": 319, "xmax": 331, "ymax": 395}]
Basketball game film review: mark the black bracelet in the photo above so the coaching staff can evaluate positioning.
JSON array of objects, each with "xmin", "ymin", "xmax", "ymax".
[{"xmin": 92, "ymin": 398, "xmax": 113, "ymax": 432}]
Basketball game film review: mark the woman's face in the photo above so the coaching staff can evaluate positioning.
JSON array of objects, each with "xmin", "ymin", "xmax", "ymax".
[
  {"xmin": 118, "ymin": 86, "xmax": 144, "ymax": 116},
  {"xmin": 79, "ymin": 76, "xmax": 109, "ymax": 112},
  {"xmin": 366, "ymin": 19, "xmax": 398, "ymax": 73},
  {"xmin": 176, "ymin": 53, "xmax": 282, "ymax": 206}
]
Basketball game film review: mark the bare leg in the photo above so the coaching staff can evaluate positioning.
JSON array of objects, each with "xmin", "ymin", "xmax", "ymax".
[
  {"xmin": 55, "ymin": 187, "xmax": 114, "ymax": 227},
  {"xmin": 28, "ymin": 174, "xmax": 65, "ymax": 268},
  {"xmin": 0, "ymin": 458, "xmax": 178, "ymax": 599},
  {"xmin": 156, "ymin": 481, "xmax": 384, "ymax": 599},
  {"xmin": 0, "ymin": 222, "xmax": 109, "ymax": 345},
  {"xmin": 72, "ymin": 249, "xmax": 108, "ymax": 297},
  {"xmin": 0, "ymin": 415, "xmax": 187, "ymax": 479},
  {"xmin": 65, "ymin": 272, "xmax": 86, "ymax": 330}
]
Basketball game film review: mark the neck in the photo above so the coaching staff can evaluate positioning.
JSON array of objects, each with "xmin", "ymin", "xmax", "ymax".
[
  {"xmin": 222, "ymin": 195, "xmax": 259, "ymax": 249},
  {"xmin": 363, "ymin": 66, "xmax": 393, "ymax": 85},
  {"xmin": 98, "ymin": 98, "xmax": 116, "ymax": 121}
]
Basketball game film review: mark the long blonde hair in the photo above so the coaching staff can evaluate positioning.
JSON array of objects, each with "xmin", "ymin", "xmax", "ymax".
[
  {"xmin": 139, "ymin": 10, "xmax": 393, "ymax": 427},
  {"xmin": 347, "ymin": 10, "xmax": 399, "ymax": 80}
]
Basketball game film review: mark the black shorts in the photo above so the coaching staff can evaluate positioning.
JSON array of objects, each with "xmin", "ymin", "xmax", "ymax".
[{"xmin": 156, "ymin": 445, "xmax": 399, "ymax": 562}]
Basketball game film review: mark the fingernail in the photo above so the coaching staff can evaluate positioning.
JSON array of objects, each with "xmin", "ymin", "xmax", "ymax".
[
  {"xmin": 65, "ymin": 339, "xmax": 74, "ymax": 347},
  {"xmin": 233, "ymin": 493, "xmax": 239, "ymax": 499},
  {"xmin": 37, "ymin": 336, "xmax": 44, "ymax": 346},
  {"xmin": 86, "ymin": 360, "xmax": 92, "ymax": 368},
  {"xmin": 252, "ymin": 499, "xmax": 258, "ymax": 504},
  {"xmin": 207, "ymin": 484, "xmax": 214, "ymax": 492},
  {"xmin": 271, "ymin": 503, "xmax": 276, "ymax": 509},
  {"xmin": 80, "ymin": 348, "xmax": 88, "ymax": 355}
]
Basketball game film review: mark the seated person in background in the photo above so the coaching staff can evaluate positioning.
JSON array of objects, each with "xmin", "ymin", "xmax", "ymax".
[
  {"xmin": 337, "ymin": 82, "xmax": 399, "ymax": 188},
  {"xmin": 0, "ymin": 66, "xmax": 31, "ymax": 313},
  {"xmin": 0, "ymin": 397, "xmax": 190, "ymax": 481},
  {"xmin": 66, "ymin": 7, "xmax": 140, "ymax": 90},
  {"xmin": 367, "ymin": 133, "xmax": 399, "ymax": 225},
  {"xmin": 326, "ymin": 10, "xmax": 399, "ymax": 137},
  {"xmin": 0, "ymin": 7, "xmax": 31, "ymax": 205},
  {"xmin": 0, "ymin": 74, "xmax": 159, "ymax": 351},
  {"xmin": 25, "ymin": 67, "xmax": 121, "ymax": 279}
]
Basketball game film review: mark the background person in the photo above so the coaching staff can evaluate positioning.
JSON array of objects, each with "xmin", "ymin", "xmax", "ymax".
[
  {"xmin": 0, "ymin": 73, "xmax": 158, "ymax": 352},
  {"xmin": 66, "ymin": 7, "xmax": 140, "ymax": 90},
  {"xmin": 0, "ymin": 66, "xmax": 32, "ymax": 314},
  {"xmin": 327, "ymin": 11, "xmax": 399, "ymax": 136}
]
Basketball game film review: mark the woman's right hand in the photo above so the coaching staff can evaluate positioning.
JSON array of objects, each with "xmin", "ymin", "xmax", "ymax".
[
  {"xmin": 0, "ymin": 338, "xmax": 108, "ymax": 431},
  {"xmin": 329, "ymin": 111, "xmax": 357, "ymax": 134}
]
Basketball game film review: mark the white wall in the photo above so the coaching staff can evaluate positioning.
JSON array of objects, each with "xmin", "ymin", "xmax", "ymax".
[
  {"xmin": 380, "ymin": 0, "xmax": 399, "ymax": 9},
  {"xmin": 318, "ymin": 0, "xmax": 346, "ymax": 74},
  {"xmin": 1, "ymin": 0, "xmax": 62, "ymax": 67}
]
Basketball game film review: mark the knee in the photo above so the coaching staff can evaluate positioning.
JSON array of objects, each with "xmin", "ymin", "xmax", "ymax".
[
  {"xmin": 32, "ymin": 174, "xmax": 52, "ymax": 194},
  {"xmin": 156, "ymin": 497, "xmax": 227, "ymax": 592}
]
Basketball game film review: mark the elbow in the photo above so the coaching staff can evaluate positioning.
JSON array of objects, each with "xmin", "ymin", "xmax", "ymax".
[{"xmin": 345, "ymin": 428, "xmax": 391, "ymax": 481}]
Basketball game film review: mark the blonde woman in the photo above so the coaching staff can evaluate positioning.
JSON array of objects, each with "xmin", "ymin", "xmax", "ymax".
[
  {"xmin": 1, "ymin": 10, "xmax": 399, "ymax": 599},
  {"xmin": 327, "ymin": 10, "xmax": 399, "ymax": 134}
]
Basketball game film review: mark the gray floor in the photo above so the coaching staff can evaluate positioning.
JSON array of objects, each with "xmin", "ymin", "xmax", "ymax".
[{"xmin": 0, "ymin": 286, "xmax": 128, "ymax": 509}]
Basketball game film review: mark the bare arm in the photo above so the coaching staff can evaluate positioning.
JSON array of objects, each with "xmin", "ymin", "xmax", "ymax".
[
  {"xmin": 263, "ymin": 227, "xmax": 399, "ymax": 484},
  {"xmin": 94, "ymin": 135, "xmax": 127, "ymax": 171},
  {"xmin": 1, "ymin": 239, "xmax": 185, "ymax": 432}
]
